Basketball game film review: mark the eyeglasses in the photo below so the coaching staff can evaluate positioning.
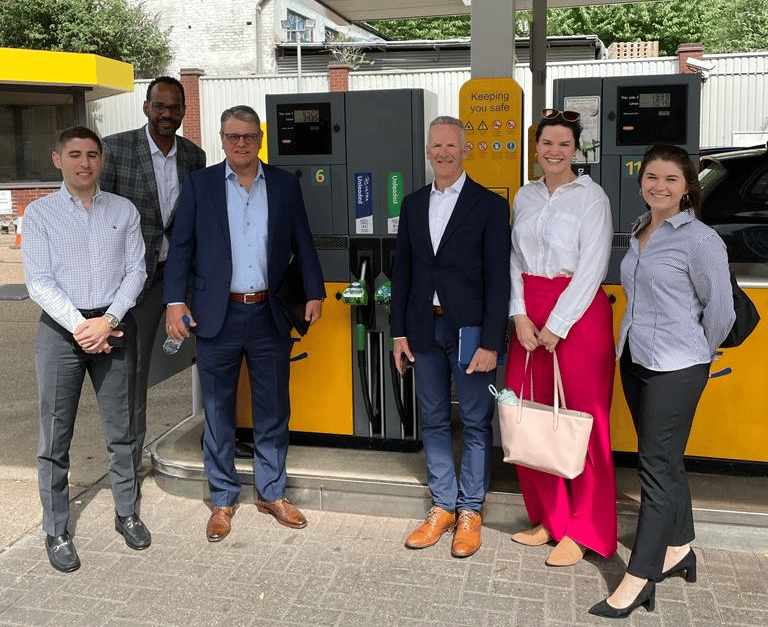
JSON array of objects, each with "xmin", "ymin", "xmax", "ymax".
[
  {"xmin": 150, "ymin": 102, "xmax": 184, "ymax": 116},
  {"xmin": 541, "ymin": 108, "xmax": 580, "ymax": 122},
  {"xmin": 222, "ymin": 133, "xmax": 261, "ymax": 145}
]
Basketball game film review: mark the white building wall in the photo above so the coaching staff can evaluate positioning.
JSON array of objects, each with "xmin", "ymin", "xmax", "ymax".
[
  {"xmin": 140, "ymin": 0, "xmax": 378, "ymax": 77},
  {"xmin": 142, "ymin": 0, "xmax": 266, "ymax": 76}
]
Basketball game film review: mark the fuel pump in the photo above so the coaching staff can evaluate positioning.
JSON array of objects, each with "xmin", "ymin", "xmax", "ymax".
[{"xmin": 258, "ymin": 89, "xmax": 435, "ymax": 449}]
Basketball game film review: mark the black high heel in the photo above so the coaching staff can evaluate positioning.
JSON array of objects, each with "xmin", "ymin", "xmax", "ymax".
[
  {"xmin": 588, "ymin": 580, "xmax": 655, "ymax": 619},
  {"xmin": 658, "ymin": 549, "xmax": 697, "ymax": 583}
]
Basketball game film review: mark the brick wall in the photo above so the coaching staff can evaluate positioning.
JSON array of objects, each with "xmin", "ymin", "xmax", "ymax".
[
  {"xmin": 328, "ymin": 64, "xmax": 350, "ymax": 92},
  {"xmin": 180, "ymin": 69, "xmax": 204, "ymax": 146},
  {"xmin": 8, "ymin": 187, "xmax": 59, "ymax": 215},
  {"xmin": 677, "ymin": 43, "xmax": 705, "ymax": 74}
]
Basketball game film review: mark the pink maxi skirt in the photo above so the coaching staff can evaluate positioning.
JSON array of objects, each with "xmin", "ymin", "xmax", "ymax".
[{"xmin": 505, "ymin": 274, "xmax": 617, "ymax": 557}]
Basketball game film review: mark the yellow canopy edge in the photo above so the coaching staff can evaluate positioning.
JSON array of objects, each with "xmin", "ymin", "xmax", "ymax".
[{"xmin": 0, "ymin": 48, "xmax": 133, "ymax": 100}]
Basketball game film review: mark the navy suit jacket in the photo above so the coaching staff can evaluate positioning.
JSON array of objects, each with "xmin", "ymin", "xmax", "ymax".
[
  {"xmin": 391, "ymin": 175, "xmax": 511, "ymax": 353},
  {"xmin": 163, "ymin": 160, "xmax": 325, "ymax": 338}
]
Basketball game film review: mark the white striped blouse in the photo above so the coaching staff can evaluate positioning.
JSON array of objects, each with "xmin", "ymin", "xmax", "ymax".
[{"xmin": 617, "ymin": 210, "xmax": 735, "ymax": 371}]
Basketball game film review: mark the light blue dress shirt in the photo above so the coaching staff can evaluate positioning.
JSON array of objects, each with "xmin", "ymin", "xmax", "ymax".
[
  {"xmin": 617, "ymin": 211, "xmax": 735, "ymax": 371},
  {"xmin": 225, "ymin": 161, "xmax": 268, "ymax": 293}
]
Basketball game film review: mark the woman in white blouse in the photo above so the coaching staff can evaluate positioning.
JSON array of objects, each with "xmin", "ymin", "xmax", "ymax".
[
  {"xmin": 506, "ymin": 110, "xmax": 617, "ymax": 567},
  {"xmin": 589, "ymin": 144, "xmax": 734, "ymax": 619}
]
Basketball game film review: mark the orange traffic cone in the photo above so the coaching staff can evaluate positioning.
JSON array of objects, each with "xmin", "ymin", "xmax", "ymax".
[{"xmin": 11, "ymin": 205, "xmax": 23, "ymax": 249}]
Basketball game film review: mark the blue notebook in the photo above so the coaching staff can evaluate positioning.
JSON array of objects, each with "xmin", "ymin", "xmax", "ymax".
[{"xmin": 458, "ymin": 326, "xmax": 507, "ymax": 368}]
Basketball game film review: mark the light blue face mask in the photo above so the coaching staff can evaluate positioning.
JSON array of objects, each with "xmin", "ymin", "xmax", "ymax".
[{"xmin": 488, "ymin": 385, "xmax": 519, "ymax": 406}]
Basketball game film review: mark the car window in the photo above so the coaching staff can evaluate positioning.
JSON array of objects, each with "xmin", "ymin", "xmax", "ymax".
[
  {"xmin": 745, "ymin": 168, "xmax": 768, "ymax": 202},
  {"xmin": 699, "ymin": 160, "xmax": 727, "ymax": 201}
]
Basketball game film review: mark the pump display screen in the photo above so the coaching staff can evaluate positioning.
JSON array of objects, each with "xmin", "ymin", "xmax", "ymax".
[
  {"xmin": 639, "ymin": 92, "xmax": 671, "ymax": 108},
  {"xmin": 617, "ymin": 84, "xmax": 687, "ymax": 146},
  {"xmin": 276, "ymin": 102, "xmax": 332, "ymax": 155},
  {"xmin": 294, "ymin": 109, "xmax": 320, "ymax": 123}
]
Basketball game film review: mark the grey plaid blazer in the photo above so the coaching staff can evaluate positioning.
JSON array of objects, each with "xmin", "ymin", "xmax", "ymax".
[{"xmin": 100, "ymin": 128, "xmax": 206, "ymax": 303}]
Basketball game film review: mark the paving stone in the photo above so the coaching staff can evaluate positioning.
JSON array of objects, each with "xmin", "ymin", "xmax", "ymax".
[{"xmin": 0, "ymin": 474, "xmax": 765, "ymax": 626}]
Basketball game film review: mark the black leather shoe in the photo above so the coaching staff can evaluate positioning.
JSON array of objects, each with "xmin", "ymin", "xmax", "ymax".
[
  {"xmin": 115, "ymin": 513, "xmax": 151, "ymax": 550},
  {"xmin": 45, "ymin": 533, "xmax": 80, "ymax": 573},
  {"xmin": 588, "ymin": 580, "xmax": 655, "ymax": 619},
  {"xmin": 657, "ymin": 549, "xmax": 697, "ymax": 583}
]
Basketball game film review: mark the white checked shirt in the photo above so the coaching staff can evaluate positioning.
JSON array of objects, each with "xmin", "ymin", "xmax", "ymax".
[
  {"xmin": 510, "ymin": 175, "xmax": 612, "ymax": 338},
  {"xmin": 145, "ymin": 125, "xmax": 179, "ymax": 262},
  {"xmin": 429, "ymin": 170, "xmax": 466, "ymax": 306},
  {"xmin": 22, "ymin": 184, "xmax": 147, "ymax": 333}
]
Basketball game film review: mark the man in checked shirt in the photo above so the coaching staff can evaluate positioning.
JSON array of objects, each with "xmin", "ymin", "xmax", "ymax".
[{"xmin": 22, "ymin": 126, "xmax": 150, "ymax": 573}]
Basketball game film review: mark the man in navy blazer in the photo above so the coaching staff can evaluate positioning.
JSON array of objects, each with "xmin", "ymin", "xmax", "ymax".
[
  {"xmin": 392, "ymin": 116, "xmax": 511, "ymax": 558},
  {"xmin": 164, "ymin": 105, "xmax": 325, "ymax": 541}
]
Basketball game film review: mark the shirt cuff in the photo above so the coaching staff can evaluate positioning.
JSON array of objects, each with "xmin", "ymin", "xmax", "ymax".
[
  {"xmin": 544, "ymin": 312, "xmax": 571, "ymax": 339},
  {"xmin": 509, "ymin": 298, "xmax": 526, "ymax": 317}
]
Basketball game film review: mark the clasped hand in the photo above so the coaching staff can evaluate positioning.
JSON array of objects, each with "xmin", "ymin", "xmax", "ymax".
[
  {"xmin": 512, "ymin": 314, "xmax": 560, "ymax": 353},
  {"xmin": 73, "ymin": 317, "xmax": 121, "ymax": 354}
]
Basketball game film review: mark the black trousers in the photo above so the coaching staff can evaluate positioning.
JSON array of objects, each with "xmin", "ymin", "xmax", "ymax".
[{"xmin": 620, "ymin": 346, "xmax": 710, "ymax": 580}]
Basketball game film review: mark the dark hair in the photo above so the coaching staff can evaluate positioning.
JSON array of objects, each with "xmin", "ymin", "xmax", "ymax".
[
  {"xmin": 55, "ymin": 126, "xmax": 102, "ymax": 153},
  {"xmin": 220, "ymin": 105, "xmax": 261, "ymax": 131},
  {"xmin": 535, "ymin": 115, "xmax": 582, "ymax": 147},
  {"xmin": 145, "ymin": 76, "xmax": 186, "ymax": 107},
  {"xmin": 638, "ymin": 144, "xmax": 701, "ymax": 218}
]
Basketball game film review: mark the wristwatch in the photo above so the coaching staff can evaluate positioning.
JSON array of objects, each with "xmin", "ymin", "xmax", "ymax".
[{"xmin": 104, "ymin": 313, "xmax": 120, "ymax": 329}]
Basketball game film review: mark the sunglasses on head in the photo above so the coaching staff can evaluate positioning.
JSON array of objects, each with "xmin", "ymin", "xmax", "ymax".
[{"xmin": 541, "ymin": 108, "xmax": 580, "ymax": 122}]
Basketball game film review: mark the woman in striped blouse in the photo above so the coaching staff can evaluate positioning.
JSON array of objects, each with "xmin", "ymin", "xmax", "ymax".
[{"xmin": 590, "ymin": 144, "xmax": 735, "ymax": 619}]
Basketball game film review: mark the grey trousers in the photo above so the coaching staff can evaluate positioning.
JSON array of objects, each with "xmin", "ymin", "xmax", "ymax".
[
  {"xmin": 35, "ymin": 312, "xmax": 139, "ymax": 536},
  {"xmin": 130, "ymin": 267, "xmax": 165, "ymax": 470}
]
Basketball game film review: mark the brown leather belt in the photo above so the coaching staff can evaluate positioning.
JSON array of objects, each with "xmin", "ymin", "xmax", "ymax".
[
  {"xmin": 229, "ymin": 290, "xmax": 269, "ymax": 304},
  {"xmin": 432, "ymin": 306, "xmax": 445, "ymax": 316}
]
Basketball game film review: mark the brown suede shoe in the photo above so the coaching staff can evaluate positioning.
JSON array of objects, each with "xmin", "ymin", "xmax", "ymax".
[
  {"xmin": 206, "ymin": 505, "xmax": 237, "ymax": 542},
  {"xmin": 405, "ymin": 505, "xmax": 456, "ymax": 549},
  {"xmin": 545, "ymin": 536, "xmax": 586, "ymax": 567},
  {"xmin": 451, "ymin": 510, "xmax": 482, "ymax": 558},
  {"xmin": 256, "ymin": 497, "xmax": 307, "ymax": 529},
  {"xmin": 511, "ymin": 523, "xmax": 551, "ymax": 546}
]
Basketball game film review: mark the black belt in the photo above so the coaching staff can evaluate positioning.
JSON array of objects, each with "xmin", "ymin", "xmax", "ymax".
[{"xmin": 78, "ymin": 307, "xmax": 108, "ymax": 319}]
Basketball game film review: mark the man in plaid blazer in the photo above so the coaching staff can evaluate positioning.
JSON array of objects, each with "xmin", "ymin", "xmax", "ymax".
[{"xmin": 101, "ymin": 76, "xmax": 206, "ymax": 471}]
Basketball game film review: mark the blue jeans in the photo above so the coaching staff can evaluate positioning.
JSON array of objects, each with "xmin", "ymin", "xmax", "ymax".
[{"xmin": 412, "ymin": 316, "xmax": 496, "ymax": 512}]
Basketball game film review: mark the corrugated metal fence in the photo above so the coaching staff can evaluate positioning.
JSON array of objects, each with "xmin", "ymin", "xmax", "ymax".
[{"xmin": 87, "ymin": 52, "xmax": 768, "ymax": 162}]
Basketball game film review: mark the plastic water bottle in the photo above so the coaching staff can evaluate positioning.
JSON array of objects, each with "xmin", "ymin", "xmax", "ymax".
[
  {"xmin": 488, "ymin": 384, "xmax": 519, "ymax": 406},
  {"xmin": 162, "ymin": 315, "xmax": 190, "ymax": 356}
]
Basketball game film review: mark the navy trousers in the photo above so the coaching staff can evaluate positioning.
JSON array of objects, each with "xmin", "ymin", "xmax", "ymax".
[
  {"xmin": 412, "ymin": 316, "xmax": 496, "ymax": 513},
  {"xmin": 196, "ymin": 301, "xmax": 293, "ymax": 506}
]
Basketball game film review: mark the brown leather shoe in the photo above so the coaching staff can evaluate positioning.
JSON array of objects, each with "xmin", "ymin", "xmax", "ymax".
[
  {"xmin": 405, "ymin": 505, "xmax": 456, "ymax": 549},
  {"xmin": 206, "ymin": 505, "xmax": 237, "ymax": 542},
  {"xmin": 256, "ymin": 497, "xmax": 307, "ymax": 529},
  {"xmin": 451, "ymin": 510, "xmax": 482, "ymax": 558}
]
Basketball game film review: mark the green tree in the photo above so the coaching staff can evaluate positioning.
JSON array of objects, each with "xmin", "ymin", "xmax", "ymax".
[
  {"xmin": 702, "ymin": 0, "xmax": 768, "ymax": 52},
  {"xmin": 0, "ymin": 0, "xmax": 172, "ymax": 78},
  {"xmin": 369, "ymin": 15, "xmax": 532, "ymax": 40},
  {"xmin": 544, "ymin": 1, "xmax": 705, "ymax": 56}
]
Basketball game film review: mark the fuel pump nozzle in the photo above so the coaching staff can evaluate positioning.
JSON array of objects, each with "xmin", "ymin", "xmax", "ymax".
[
  {"xmin": 341, "ymin": 258, "xmax": 369, "ymax": 306},
  {"xmin": 374, "ymin": 281, "xmax": 391, "ymax": 310}
]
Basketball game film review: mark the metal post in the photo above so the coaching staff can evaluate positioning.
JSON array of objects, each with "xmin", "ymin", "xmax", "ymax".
[
  {"xmin": 297, "ymin": 35, "xmax": 303, "ymax": 93},
  {"xmin": 282, "ymin": 18, "xmax": 315, "ymax": 94}
]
